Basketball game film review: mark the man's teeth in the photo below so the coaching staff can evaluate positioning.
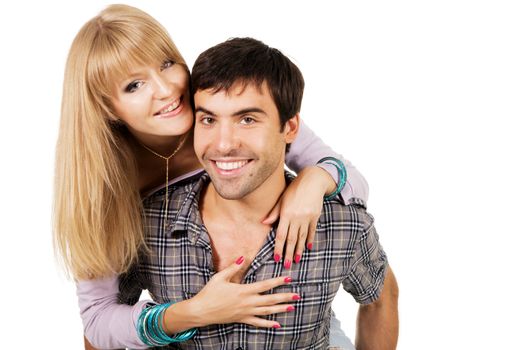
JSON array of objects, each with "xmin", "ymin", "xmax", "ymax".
[
  {"xmin": 215, "ymin": 160, "xmax": 248, "ymax": 170},
  {"xmin": 159, "ymin": 99, "xmax": 181, "ymax": 114}
]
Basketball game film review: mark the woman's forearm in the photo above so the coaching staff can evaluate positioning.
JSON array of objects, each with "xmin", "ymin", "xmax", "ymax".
[
  {"xmin": 77, "ymin": 276, "xmax": 150, "ymax": 349},
  {"xmin": 285, "ymin": 119, "xmax": 369, "ymax": 204}
]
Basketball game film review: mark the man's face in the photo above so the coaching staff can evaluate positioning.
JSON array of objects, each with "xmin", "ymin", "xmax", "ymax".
[{"xmin": 193, "ymin": 82, "xmax": 298, "ymax": 200}]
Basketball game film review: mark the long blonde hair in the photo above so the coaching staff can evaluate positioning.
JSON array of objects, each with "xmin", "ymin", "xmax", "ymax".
[{"xmin": 53, "ymin": 4, "xmax": 187, "ymax": 280}]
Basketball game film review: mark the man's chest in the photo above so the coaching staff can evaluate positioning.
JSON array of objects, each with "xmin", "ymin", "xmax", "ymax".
[
  {"xmin": 205, "ymin": 221, "xmax": 270, "ymax": 283},
  {"xmin": 138, "ymin": 226, "xmax": 352, "ymax": 350},
  {"xmin": 141, "ymin": 244, "xmax": 337, "ymax": 349},
  {"xmin": 140, "ymin": 225, "xmax": 350, "ymax": 302}
]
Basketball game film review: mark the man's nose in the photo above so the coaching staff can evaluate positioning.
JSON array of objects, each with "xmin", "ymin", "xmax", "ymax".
[{"xmin": 215, "ymin": 122, "xmax": 240, "ymax": 154}]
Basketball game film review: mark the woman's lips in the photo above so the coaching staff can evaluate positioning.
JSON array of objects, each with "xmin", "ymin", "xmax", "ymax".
[{"xmin": 154, "ymin": 96, "xmax": 183, "ymax": 118}]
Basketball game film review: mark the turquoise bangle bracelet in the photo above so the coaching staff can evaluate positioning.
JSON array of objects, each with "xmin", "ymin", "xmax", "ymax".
[
  {"xmin": 137, "ymin": 302, "xmax": 197, "ymax": 346},
  {"xmin": 317, "ymin": 157, "xmax": 347, "ymax": 200}
]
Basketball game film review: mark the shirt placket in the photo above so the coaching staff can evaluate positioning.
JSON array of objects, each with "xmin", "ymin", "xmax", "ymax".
[{"xmin": 235, "ymin": 228, "xmax": 277, "ymax": 350}]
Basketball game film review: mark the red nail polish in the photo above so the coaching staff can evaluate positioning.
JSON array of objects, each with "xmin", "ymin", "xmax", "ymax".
[
  {"xmin": 292, "ymin": 294, "xmax": 301, "ymax": 301},
  {"xmin": 235, "ymin": 256, "xmax": 245, "ymax": 265},
  {"xmin": 294, "ymin": 254, "xmax": 301, "ymax": 263},
  {"xmin": 284, "ymin": 276, "xmax": 292, "ymax": 283},
  {"xmin": 307, "ymin": 243, "xmax": 313, "ymax": 250},
  {"xmin": 272, "ymin": 323, "xmax": 281, "ymax": 329},
  {"xmin": 274, "ymin": 254, "xmax": 281, "ymax": 263},
  {"xmin": 286, "ymin": 306, "xmax": 295, "ymax": 312},
  {"xmin": 284, "ymin": 260, "xmax": 291, "ymax": 269}
]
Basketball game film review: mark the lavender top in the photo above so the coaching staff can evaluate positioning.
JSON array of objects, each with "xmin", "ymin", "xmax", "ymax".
[{"xmin": 77, "ymin": 120, "xmax": 368, "ymax": 349}]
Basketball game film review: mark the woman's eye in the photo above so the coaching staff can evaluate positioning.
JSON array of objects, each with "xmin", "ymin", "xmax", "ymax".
[
  {"xmin": 125, "ymin": 81, "xmax": 144, "ymax": 93},
  {"xmin": 161, "ymin": 60, "xmax": 175, "ymax": 70},
  {"xmin": 240, "ymin": 116, "xmax": 255, "ymax": 125}
]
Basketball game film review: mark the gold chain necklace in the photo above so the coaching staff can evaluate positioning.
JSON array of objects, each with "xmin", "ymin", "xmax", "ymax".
[{"xmin": 141, "ymin": 133, "xmax": 189, "ymax": 227}]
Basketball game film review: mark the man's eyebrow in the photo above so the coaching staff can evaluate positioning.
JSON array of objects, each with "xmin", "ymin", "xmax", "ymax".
[
  {"xmin": 231, "ymin": 107, "xmax": 267, "ymax": 117},
  {"xmin": 194, "ymin": 107, "xmax": 215, "ymax": 116},
  {"xmin": 194, "ymin": 107, "xmax": 268, "ymax": 117}
]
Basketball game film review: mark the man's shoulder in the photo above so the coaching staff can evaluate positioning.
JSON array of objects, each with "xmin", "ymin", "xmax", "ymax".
[
  {"xmin": 142, "ymin": 171, "xmax": 209, "ymax": 238},
  {"xmin": 143, "ymin": 171, "xmax": 207, "ymax": 206},
  {"xmin": 284, "ymin": 170, "xmax": 373, "ymax": 229},
  {"xmin": 319, "ymin": 198, "xmax": 375, "ymax": 233}
]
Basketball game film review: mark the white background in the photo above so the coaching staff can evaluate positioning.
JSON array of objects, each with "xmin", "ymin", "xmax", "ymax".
[{"xmin": 0, "ymin": 0, "xmax": 524, "ymax": 349}]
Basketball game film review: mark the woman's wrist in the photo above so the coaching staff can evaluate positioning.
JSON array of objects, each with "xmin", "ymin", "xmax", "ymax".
[
  {"xmin": 316, "ymin": 166, "xmax": 337, "ymax": 195},
  {"xmin": 316, "ymin": 157, "xmax": 347, "ymax": 200},
  {"xmin": 163, "ymin": 299, "xmax": 204, "ymax": 334},
  {"xmin": 301, "ymin": 165, "xmax": 336, "ymax": 196},
  {"xmin": 138, "ymin": 303, "xmax": 197, "ymax": 346}
]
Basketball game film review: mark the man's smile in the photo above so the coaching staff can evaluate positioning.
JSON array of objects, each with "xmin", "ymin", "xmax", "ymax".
[{"xmin": 210, "ymin": 159, "xmax": 254, "ymax": 176}]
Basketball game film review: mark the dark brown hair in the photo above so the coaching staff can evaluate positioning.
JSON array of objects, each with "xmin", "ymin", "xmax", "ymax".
[{"xmin": 191, "ymin": 37, "xmax": 304, "ymax": 128}]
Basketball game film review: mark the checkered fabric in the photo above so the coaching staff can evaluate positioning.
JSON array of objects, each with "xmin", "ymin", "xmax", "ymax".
[{"xmin": 119, "ymin": 172, "xmax": 388, "ymax": 350}]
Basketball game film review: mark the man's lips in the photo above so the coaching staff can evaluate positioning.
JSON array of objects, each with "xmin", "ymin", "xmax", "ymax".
[
  {"xmin": 208, "ymin": 158, "xmax": 253, "ymax": 175},
  {"xmin": 215, "ymin": 160, "xmax": 249, "ymax": 171}
]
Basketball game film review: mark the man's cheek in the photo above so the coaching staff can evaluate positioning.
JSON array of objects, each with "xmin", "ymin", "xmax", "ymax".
[{"xmin": 193, "ymin": 141, "xmax": 204, "ymax": 162}]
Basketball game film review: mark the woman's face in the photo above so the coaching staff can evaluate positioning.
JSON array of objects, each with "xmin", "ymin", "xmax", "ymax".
[{"xmin": 111, "ymin": 60, "xmax": 194, "ymax": 145}]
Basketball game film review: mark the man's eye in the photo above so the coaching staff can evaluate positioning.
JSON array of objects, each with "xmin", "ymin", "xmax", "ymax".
[
  {"xmin": 125, "ymin": 81, "xmax": 144, "ymax": 93},
  {"xmin": 240, "ymin": 116, "xmax": 255, "ymax": 125},
  {"xmin": 200, "ymin": 117, "xmax": 215, "ymax": 125},
  {"xmin": 161, "ymin": 60, "xmax": 175, "ymax": 70}
]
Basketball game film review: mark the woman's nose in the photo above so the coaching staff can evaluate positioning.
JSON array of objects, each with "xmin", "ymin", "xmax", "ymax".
[{"xmin": 152, "ymin": 72, "xmax": 174, "ymax": 100}]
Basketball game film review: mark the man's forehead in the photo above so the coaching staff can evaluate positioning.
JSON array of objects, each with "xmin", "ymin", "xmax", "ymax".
[
  {"xmin": 201, "ymin": 80, "xmax": 268, "ymax": 97},
  {"xmin": 194, "ymin": 81, "xmax": 276, "ymax": 114}
]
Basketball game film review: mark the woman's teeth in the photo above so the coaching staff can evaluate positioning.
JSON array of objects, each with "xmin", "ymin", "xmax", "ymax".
[
  {"xmin": 159, "ymin": 98, "xmax": 181, "ymax": 114},
  {"xmin": 215, "ymin": 160, "xmax": 248, "ymax": 170}
]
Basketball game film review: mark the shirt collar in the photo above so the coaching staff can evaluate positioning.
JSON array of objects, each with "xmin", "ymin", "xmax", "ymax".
[
  {"xmin": 166, "ymin": 171, "xmax": 297, "ymax": 243},
  {"xmin": 166, "ymin": 172, "xmax": 210, "ymax": 243}
]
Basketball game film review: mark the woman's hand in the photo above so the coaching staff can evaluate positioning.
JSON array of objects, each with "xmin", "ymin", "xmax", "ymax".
[
  {"xmin": 163, "ymin": 257, "xmax": 299, "ymax": 333},
  {"xmin": 263, "ymin": 166, "xmax": 336, "ymax": 269}
]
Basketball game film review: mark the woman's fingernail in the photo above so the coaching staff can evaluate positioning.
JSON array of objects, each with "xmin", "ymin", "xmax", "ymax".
[
  {"xmin": 286, "ymin": 306, "xmax": 295, "ymax": 312},
  {"xmin": 292, "ymin": 294, "xmax": 301, "ymax": 301},
  {"xmin": 235, "ymin": 256, "xmax": 245, "ymax": 265},
  {"xmin": 284, "ymin": 276, "xmax": 292, "ymax": 283},
  {"xmin": 284, "ymin": 259, "xmax": 292, "ymax": 269},
  {"xmin": 274, "ymin": 254, "xmax": 281, "ymax": 263},
  {"xmin": 307, "ymin": 243, "xmax": 313, "ymax": 250},
  {"xmin": 294, "ymin": 254, "xmax": 301, "ymax": 263},
  {"xmin": 272, "ymin": 323, "xmax": 281, "ymax": 329}
]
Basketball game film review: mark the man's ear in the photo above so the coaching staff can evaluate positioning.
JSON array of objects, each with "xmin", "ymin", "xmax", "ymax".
[{"xmin": 283, "ymin": 114, "xmax": 300, "ymax": 144}]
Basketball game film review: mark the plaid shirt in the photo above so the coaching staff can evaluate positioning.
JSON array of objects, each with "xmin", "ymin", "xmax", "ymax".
[{"xmin": 120, "ymin": 171, "xmax": 388, "ymax": 350}]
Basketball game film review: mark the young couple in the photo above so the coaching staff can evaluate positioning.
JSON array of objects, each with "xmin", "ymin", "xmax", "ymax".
[{"xmin": 54, "ymin": 4, "xmax": 398, "ymax": 349}]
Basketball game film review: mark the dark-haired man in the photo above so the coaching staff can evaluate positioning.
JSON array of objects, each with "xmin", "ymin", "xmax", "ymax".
[{"xmin": 133, "ymin": 37, "xmax": 399, "ymax": 349}]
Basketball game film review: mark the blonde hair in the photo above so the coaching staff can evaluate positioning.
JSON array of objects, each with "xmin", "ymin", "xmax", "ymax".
[{"xmin": 53, "ymin": 4, "xmax": 187, "ymax": 280}]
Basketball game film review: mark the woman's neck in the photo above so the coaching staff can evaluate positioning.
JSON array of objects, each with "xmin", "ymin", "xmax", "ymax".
[{"xmin": 131, "ymin": 131, "xmax": 202, "ymax": 193}]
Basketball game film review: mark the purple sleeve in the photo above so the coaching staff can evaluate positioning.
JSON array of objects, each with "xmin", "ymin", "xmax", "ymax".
[
  {"xmin": 77, "ymin": 276, "xmax": 153, "ymax": 349},
  {"xmin": 286, "ymin": 119, "xmax": 369, "ymax": 204}
]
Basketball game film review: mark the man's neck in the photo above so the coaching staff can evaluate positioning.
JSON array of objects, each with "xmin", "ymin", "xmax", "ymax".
[{"xmin": 199, "ymin": 169, "xmax": 286, "ymax": 279}]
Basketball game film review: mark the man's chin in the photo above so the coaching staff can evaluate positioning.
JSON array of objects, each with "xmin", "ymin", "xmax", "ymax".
[
  {"xmin": 207, "ymin": 177, "xmax": 251, "ymax": 200},
  {"xmin": 212, "ymin": 185, "xmax": 248, "ymax": 200}
]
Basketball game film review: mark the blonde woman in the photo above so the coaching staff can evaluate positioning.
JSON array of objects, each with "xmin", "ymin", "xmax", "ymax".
[{"xmin": 54, "ymin": 4, "xmax": 366, "ymax": 349}]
